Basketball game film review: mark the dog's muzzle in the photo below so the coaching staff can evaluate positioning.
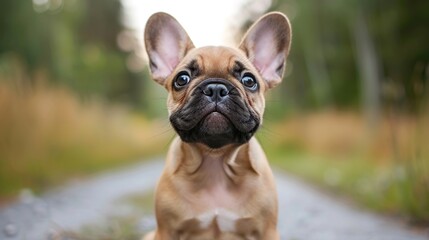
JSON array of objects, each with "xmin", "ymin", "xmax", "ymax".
[{"xmin": 170, "ymin": 78, "xmax": 260, "ymax": 148}]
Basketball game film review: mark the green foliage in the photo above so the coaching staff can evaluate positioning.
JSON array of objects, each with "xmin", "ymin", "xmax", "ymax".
[
  {"xmin": 0, "ymin": 0, "xmax": 145, "ymax": 107},
  {"xmin": 263, "ymin": 0, "xmax": 429, "ymax": 115}
]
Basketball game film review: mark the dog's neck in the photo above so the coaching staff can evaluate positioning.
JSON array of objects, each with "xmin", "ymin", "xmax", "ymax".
[{"xmin": 166, "ymin": 137, "xmax": 258, "ymax": 187}]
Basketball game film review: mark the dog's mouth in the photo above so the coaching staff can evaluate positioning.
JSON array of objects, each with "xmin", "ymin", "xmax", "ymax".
[
  {"xmin": 201, "ymin": 111, "xmax": 231, "ymax": 134},
  {"xmin": 195, "ymin": 111, "xmax": 237, "ymax": 148}
]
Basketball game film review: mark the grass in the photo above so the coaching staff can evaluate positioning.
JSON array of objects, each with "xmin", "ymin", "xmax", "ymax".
[
  {"xmin": 0, "ymin": 81, "xmax": 173, "ymax": 202},
  {"xmin": 260, "ymin": 110, "xmax": 429, "ymax": 224}
]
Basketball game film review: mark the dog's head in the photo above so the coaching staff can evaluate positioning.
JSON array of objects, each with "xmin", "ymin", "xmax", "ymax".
[{"xmin": 144, "ymin": 12, "xmax": 291, "ymax": 148}]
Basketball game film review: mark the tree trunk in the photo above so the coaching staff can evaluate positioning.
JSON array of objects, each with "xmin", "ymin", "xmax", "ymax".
[{"xmin": 353, "ymin": 8, "xmax": 381, "ymax": 130}]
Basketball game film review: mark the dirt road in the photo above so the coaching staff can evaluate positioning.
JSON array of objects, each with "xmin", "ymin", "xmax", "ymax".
[{"xmin": 0, "ymin": 160, "xmax": 427, "ymax": 240}]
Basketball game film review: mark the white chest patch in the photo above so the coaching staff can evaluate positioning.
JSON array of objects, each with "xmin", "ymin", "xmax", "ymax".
[
  {"xmin": 197, "ymin": 208, "xmax": 239, "ymax": 232},
  {"xmin": 180, "ymin": 209, "xmax": 260, "ymax": 240}
]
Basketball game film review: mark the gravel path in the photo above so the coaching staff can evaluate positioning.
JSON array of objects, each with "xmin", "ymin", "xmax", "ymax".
[{"xmin": 0, "ymin": 160, "xmax": 427, "ymax": 240}]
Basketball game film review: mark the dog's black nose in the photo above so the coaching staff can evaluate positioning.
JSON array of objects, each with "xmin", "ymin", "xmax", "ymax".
[{"xmin": 202, "ymin": 83, "xmax": 229, "ymax": 102}]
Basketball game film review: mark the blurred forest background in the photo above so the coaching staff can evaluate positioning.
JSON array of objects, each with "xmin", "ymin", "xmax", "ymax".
[{"xmin": 0, "ymin": 0, "xmax": 428, "ymax": 224}]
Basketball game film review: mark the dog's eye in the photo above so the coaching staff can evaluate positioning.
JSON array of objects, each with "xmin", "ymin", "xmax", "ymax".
[
  {"xmin": 241, "ymin": 73, "xmax": 258, "ymax": 91},
  {"xmin": 174, "ymin": 72, "xmax": 191, "ymax": 89}
]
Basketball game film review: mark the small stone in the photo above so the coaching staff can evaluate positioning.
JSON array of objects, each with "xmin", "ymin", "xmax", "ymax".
[{"xmin": 3, "ymin": 223, "xmax": 19, "ymax": 237}]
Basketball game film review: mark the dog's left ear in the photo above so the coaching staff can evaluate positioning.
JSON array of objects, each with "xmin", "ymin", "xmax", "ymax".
[{"xmin": 239, "ymin": 12, "xmax": 292, "ymax": 89}]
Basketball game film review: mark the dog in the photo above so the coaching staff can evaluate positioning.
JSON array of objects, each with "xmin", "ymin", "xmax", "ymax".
[{"xmin": 143, "ymin": 11, "xmax": 291, "ymax": 240}]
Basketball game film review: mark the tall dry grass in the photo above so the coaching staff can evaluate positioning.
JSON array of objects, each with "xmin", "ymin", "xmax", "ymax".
[
  {"xmin": 263, "ymin": 110, "xmax": 429, "ymax": 223},
  {"xmin": 0, "ymin": 81, "xmax": 172, "ymax": 201},
  {"xmin": 265, "ymin": 110, "xmax": 424, "ymax": 161}
]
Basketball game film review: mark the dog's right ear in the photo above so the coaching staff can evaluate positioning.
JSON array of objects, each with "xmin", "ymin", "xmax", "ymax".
[{"xmin": 144, "ymin": 12, "xmax": 195, "ymax": 86}]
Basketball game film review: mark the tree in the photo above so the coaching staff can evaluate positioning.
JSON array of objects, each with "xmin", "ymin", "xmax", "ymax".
[{"xmin": 0, "ymin": 0, "xmax": 145, "ymax": 108}]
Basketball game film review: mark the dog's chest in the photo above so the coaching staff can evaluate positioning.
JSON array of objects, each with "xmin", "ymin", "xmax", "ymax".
[
  {"xmin": 188, "ymin": 158, "xmax": 243, "ymax": 210},
  {"xmin": 178, "ymin": 165, "xmax": 261, "ymax": 238},
  {"xmin": 198, "ymin": 182, "xmax": 238, "ymax": 209}
]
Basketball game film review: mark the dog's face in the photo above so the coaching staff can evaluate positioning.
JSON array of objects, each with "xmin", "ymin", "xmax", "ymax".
[
  {"xmin": 145, "ymin": 12, "xmax": 291, "ymax": 148},
  {"xmin": 164, "ymin": 46, "xmax": 265, "ymax": 148}
]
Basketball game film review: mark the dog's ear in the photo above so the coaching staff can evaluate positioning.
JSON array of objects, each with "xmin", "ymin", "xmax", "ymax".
[
  {"xmin": 144, "ymin": 12, "xmax": 195, "ymax": 86},
  {"xmin": 239, "ymin": 12, "xmax": 292, "ymax": 89}
]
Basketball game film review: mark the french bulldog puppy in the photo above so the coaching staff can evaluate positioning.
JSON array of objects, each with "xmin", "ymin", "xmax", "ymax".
[{"xmin": 143, "ymin": 11, "xmax": 291, "ymax": 240}]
